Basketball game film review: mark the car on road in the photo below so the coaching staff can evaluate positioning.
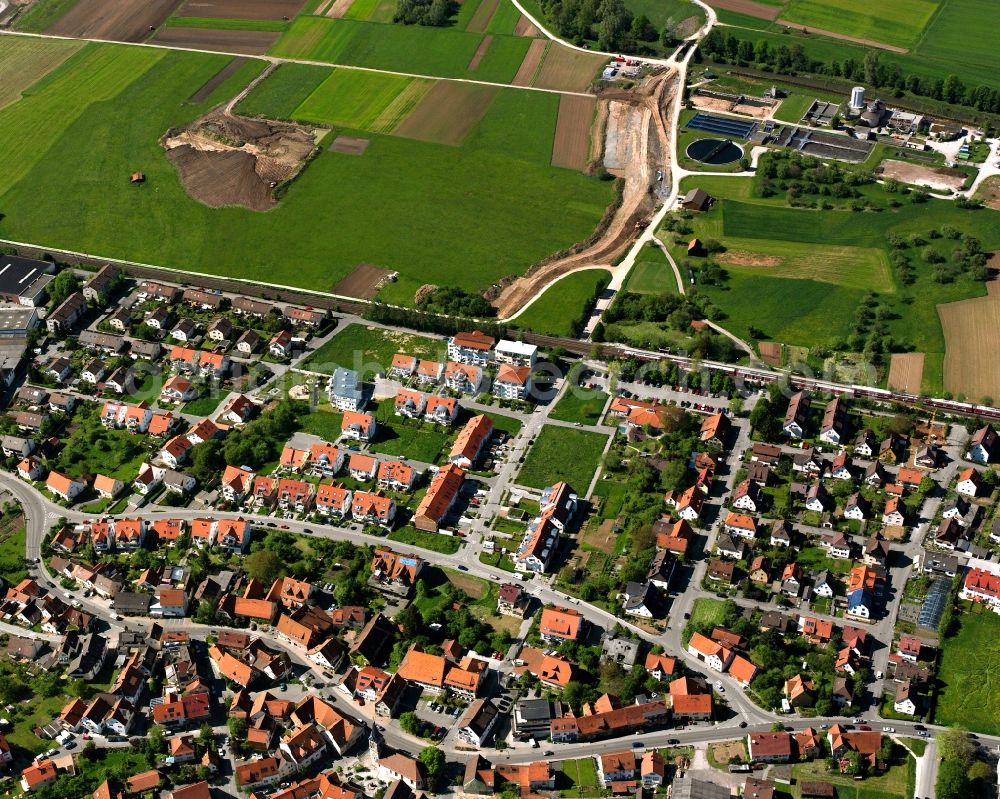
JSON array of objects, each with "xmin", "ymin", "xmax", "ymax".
[
  {"xmin": 913, "ymin": 724, "xmax": 925, "ymax": 731},
  {"xmin": 739, "ymin": 721, "xmax": 747, "ymax": 728},
  {"xmin": 218, "ymin": 748, "xmax": 226, "ymax": 757},
  {"xmin": 457, "ymin": 565, "xmax": 468, "ymax": 571},
  {"xmin": 883, "ymin": 727, "xmax": 894, "ymax": 733},
  {"xmin": 631, "ymin": 741, "xmax": 645, "ymax": 749},
  {"xmin": 544, "ymin": 751, "xmax": 553, "ymax": 756}
]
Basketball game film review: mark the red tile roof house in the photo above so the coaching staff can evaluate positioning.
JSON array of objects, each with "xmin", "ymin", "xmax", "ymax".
[
  {"xmin": 352, "ymin": 490, "xmax": 396, "ymax": 527},
  {"xmin": 748, "ymin": 732, "xmax": 793, "ymax": 763},
  {"xmin": 539, "ymin": 606, "xmax": 584, "ymax": 642},
  {"xmin": 448, "ymin": 330, "xmax": 495, "ymax": 366},
  {"xmin": 46, "ymin": 470, "xmax": 86, "ymax": 503},
  {"xmin": 341, "ymin": 411, "xmax": 376, "ymax": 442},
  {"xmin": 413, "ymin": 463, "xmax": 464, "ymax": 532},
  {"xmin": 686, "ymin": 632, "xmax": 733, "ymax": 672},
  {"xmin": 315, "ymin": 483, "xmax": 352, "ymax": 518}
]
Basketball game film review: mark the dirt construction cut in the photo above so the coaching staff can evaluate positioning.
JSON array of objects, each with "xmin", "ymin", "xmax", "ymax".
[{"xmin": 162, "ymin": 110, "xmax": 326, "ymax": 211}]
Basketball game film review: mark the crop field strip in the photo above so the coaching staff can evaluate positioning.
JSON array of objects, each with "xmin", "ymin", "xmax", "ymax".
[
  {"xmin": 393, "ymin": 81, "xmax": 500, "ymax": 145},
  {"xmin": 778, "ymin": 0, "xmax": 937, "ymax": 50},
  {"xmin": 292, "ymin": 67, "xmax": 413, "ymax": 129},
  {"xmin": 531, "ymin": 45, "xmax": 606, "ymax": 93},
  {"xmin": 152, "ymin": 26, "xmax": 283, "ymax": 53},
  {"xmin": 176, "ymin": 0, "xmax": 310, "ymax": 19},
  {"xmin": 45, "ymin": 0, "xmax": 183, "ymax": 43},
  {"xmin": 0, "ymin": 40, "xmax": 612, "ymax": 305},
  {"xmin": 369, "ymin": 78, "xmax": 435, "ymax": 133},
  {"xmin": 551, "ymin": 94, "xmax": 596, "ymax": 171},
  {"xmin": 512, "ymin": 39, "xmax": 548, "ymax": 86},
  {"xmin": 0, "ymin": 36, "xmax": 83, "ymax": 111}
]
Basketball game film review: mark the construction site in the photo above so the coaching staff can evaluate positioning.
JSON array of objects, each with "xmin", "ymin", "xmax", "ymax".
[{"xmin": 490, "ymin": 66, "xmax": 678, "ymax": 319}]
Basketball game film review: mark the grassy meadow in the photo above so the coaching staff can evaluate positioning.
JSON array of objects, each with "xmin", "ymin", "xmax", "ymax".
[
  {"xmin": 512, "ymin": 269, "xmax": 609, "ymax": 337},
  {"xmin": 935, "ymin": 607, "xmax": 1000, "ymax": 735},
  {"xmin": 517, "ymin": 425, "xmax": 609, "ymax": 491},
  {"xmin": 665, "ymin": 172, "xmax": 1000, "ymax": 393}
]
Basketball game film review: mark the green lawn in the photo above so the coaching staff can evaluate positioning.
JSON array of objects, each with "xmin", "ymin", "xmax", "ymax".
[
  {"xmin": 301, "ymin": 323, "xmax": 442, "ymax": 375},
  {"xmin": 0, "ymin": 45, "xmax": 613, "ymax": 306},
  {"xmin": 299, "ymin": 408, "xmax": 345, "ymax": 441},
  {"xmin": 689, "ymin": 597, "xmax": 728, "ymax": 630},
  {"xmin": 182, "ymin": 394, "xmax": 222, "ymax": 416},
  {"xmin": 0, "ymin": 513, "xmax": 28, "ymax": 586},
  {"xmin": 623, "ymin": 257, "xmax": 679, "ymax": 294},
  {"xmin": 935, "ymin": 606, "xmax": 1000, "ymax": 735},
  {"xmin": 900, "ymin": 737, "xmax": 927, "ymax": 757},
  {"xmin": 516, "ymin": 425, "xmax": 608, "ymax": 491},
  {"xmin": 549, "ymin": 387, "xmax": 609, "ymax": 425},
  {"xmin": 481, "ymin": 411, "xmax": 524, "ymax": 436},
  {"xmin": 513, "ymin": 269, "xmax": 609, "ymax": 337},
  {"xmin": 388, "ymin": 525, "xmax": 461, "ymax": 553},
  {"xmin": 622, "ymin": 0, "xmax": 704, "ymax": 31},
  {"xmin": 371, "ymin": 403, "xmax": 452, "ymax": 463},
  {"xmin": 559, "ymin": 757, "xmax": 600, "ymax": 797},
  {"xmin": 235, "ymin": 62, "xmax": 330, "ymax": 119}
]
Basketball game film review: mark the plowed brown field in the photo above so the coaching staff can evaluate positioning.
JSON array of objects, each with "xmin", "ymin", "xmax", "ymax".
[
  {"xmin": 46, "ymin": 0, "xmax": 182, "ymax": 42},
  {"xmin": 551, "ymin": 94, "xmax": 595, "ymax": 171},
  {"xmin": 393, "ymin": 82, "xmax": 498, "ymax": 146},
  {"xmin": 152, "ymin": 27, "xmax": 281, "ymax": 53}
]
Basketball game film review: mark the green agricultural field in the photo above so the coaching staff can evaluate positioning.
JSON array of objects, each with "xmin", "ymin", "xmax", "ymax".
[
  {"xmin": 485, "ymin": 0, "xmax": 522, "ymax": 34},
  {"xmin": 270, "ymin": 16, "xmax": 530, "ymax": 83},
  {"xmin": 0, "ymin": 42, "xmax": 166, "ymax": 198},
  {"xmin": 293, "ymin": 68, "xmax": 412, "ymax": 129},
  {"xmin": 550, "ymin": 387, "xmax": 610, "ymax": 425},
  {"xmin": 235, "ymin": 63, "xmax": 330, "ymax": 119},
  {"xmin": 162, "ymin": 16, "xmax": 289, "ymax": 31},
  {"xmin": 517, "ymin": 425, "xmax": 608, "ymax": 491},
  {"xmin": 512, "ymin": 269, "xmax": 609, "ymax": 337},
  {"xmin": 779, "ymin": 0, "xmax": 937, "ymax": 49},
  {"xmin": 912, "ymin": 0, "xmax": 997, "ymax": 88},
  {"xmin": 0, "ymin": 42, "xmax": 612, "ymax": 305},
  {"xmin": 935, "ymin": 607, "xmax": 1000, "ymax": 735},
  {"xmin": 0, "ymin": 36, "xmax": 83, "ymax": 110},
  {"xmin": 301, "ymin": 323, "xmax": 442, "ymax": 374}
]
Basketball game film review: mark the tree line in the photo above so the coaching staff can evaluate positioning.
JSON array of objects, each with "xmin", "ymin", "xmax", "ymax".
[{"xmin": 698, "ymin": 30, "xmax": 1000, "ymax": 120}]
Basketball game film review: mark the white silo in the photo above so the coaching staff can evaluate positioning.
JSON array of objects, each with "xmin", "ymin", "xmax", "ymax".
[{"xmin": 850, "ymin": 86, "xmax": 866, "ymax": 110}]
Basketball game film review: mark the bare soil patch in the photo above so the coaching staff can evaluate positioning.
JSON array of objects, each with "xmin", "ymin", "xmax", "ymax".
[
  {"xmin": 178, "ymin": 0, "xmax": 308, "ymax": 19},
  {"xmin": 717, "ymin": 250, "xmax": 781, "ymax": 267},
  {"xmin": 512, "ymin": 38, "xmax": 547, "ymax": 86},
  {"xmin": 710, "ymin": 741, "xmax": 746, "ymax": 765},
  {"xmin": 887, "ymin": 352, "xmax": 925, "ymax": 394},
  {"xmin": 494, "ymin": 69, "xmax": 675, "ymax": 318},
  {"xmin": 188, "ymin": 56, "xmax": 249, "ymax": 103},
  {"xmin": 706, "ymin": 0, "xmax": 778, "ymax": 20},
  {"xmin": 732, "ymin": 101, "xmax": 771, "ymax": 118},
  {"xmin": 467, "ymin": 34, "xmax": 493, "ymax": 71},
  {"xmin": 758, "ymin": 341, "xmax": 781, "ymax": 366},
  {"xmin": 329, "ymin": 135, "xmax": 370, "ymax": 155},
  {"xmin": 46, "ymin": 0, "xmax": 182, "ymax": 41},
  {"xmin": 466, "ymin": 0, "xmax": 501, "ymax": 31},
  {"xmin": 333, "ymin": 263, "xmax": 395, "ymax": 299},
  {"xmin": 880, "ymin": 159, "xmax": 966, "ymax": 192},
  {"xmin": 939, "ymin": 292, "xmax": 1000, "ymax": 401},
  {"xmin": 552, "ymin": 94, "xmax": 596, "ymax": 171},
  {"xmin": 581, "ymin": 519, "xmax": 617, "ymax": 555},
  {"xmin": 163, "ymin": 110, "xmax": 325, "ymax": 211},
  {"xmin": 152, "ymin": 27, "xmax": 280, "ymax": 54},
  {"xmin": 445, "ymin": 571, "xmax": 486, "ymax": 598},
  {"xmin": 394, "ymin": 81, "xmax": 498, "ymax": 146},
  {"xmin": 513, "ymin": 13, "xmax": 541, "ymax": 36},
  {"xmin": 974, "ymin": 176, "xmax": 1000, "ymax": 211},
  {"xmin": 691, "ymin": 95, "xmax": 733, "ymax": 114},
  {"xmin": 533, "ymin": 45, "xmax": 606, "ymax": 93}
]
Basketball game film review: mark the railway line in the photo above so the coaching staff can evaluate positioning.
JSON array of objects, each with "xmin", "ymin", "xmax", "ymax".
[{"xmin": 5, "ymin": 237, "xmax": 1000, "ymax": 423}]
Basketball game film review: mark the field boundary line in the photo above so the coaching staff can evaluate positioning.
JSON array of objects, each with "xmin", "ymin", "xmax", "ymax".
[{"xmin": 0, "ymin": 29, "xmax": 597, "ymax": 98}]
